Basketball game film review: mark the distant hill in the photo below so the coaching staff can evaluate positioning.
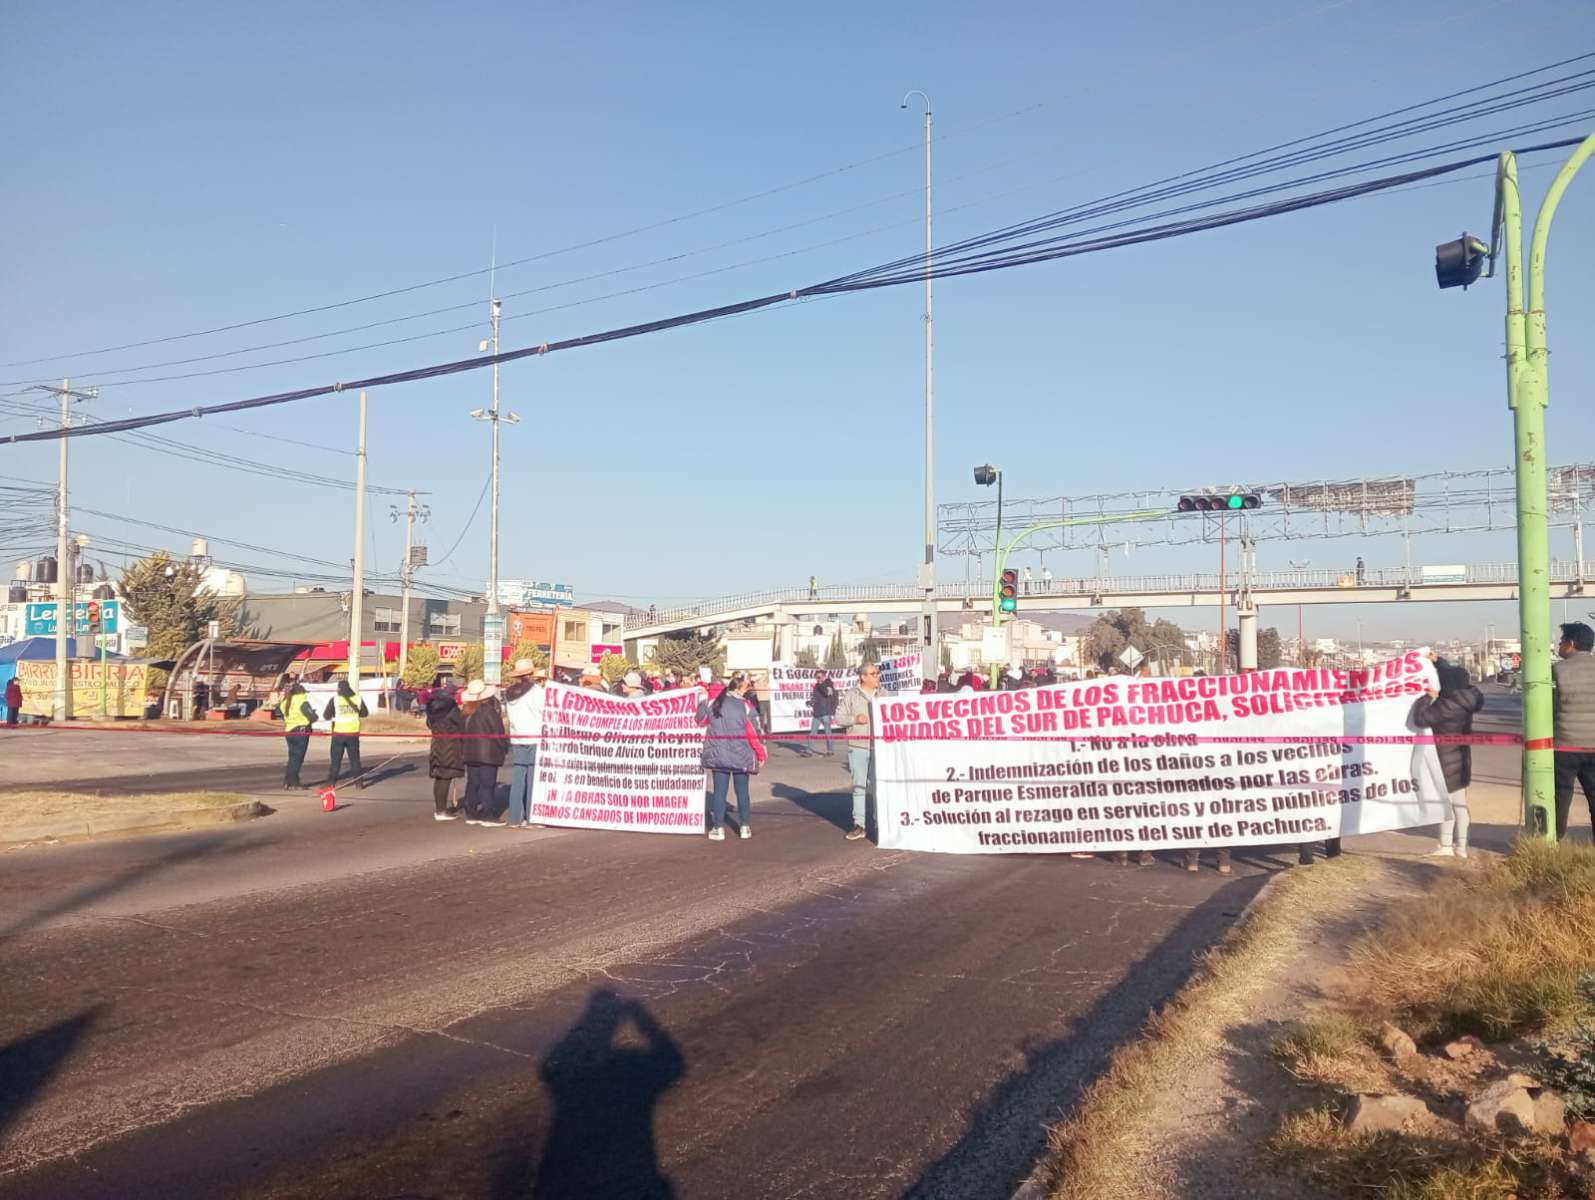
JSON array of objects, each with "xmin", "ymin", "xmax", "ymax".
[{"xmin": 1021, "ymin": 612, "xmax": 1095, "ymax": 634}]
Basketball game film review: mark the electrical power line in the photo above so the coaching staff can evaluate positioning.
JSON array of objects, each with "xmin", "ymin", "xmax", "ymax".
[
  {"xmin": 12, "ymin": 58, "xmax": 1590, "ymax": 396},
  {"xmin": 5, "ymin": 37, "xmax": 1585, "ymax": 375},
  {"xmin": 4, "ymin": 130, "xmax": 1586, "ymax": 450}
]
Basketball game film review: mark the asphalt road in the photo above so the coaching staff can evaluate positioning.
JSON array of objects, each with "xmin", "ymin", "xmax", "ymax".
[{"xmin": 0, "ymin": 726, "xmax": 1293, "ymax": 1200}]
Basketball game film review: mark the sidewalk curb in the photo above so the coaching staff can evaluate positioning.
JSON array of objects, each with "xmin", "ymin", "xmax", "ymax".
[
  {"xmin": 1007, "ymin": 868, "xmax": 1285, "ymax": 1200},
  {"xmin": 2, "ymin": 799, "xmax": 265, "ymax": 846}
]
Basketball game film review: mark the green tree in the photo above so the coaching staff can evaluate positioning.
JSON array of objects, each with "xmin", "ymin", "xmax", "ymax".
[
  {"xmin": 401, "ymin": 644, "xmax": 441, "ymax": 688},
  {"xmin": 119, "ymin": 551, "xmax": 243, "ymax": 666},
  {"xmin": 599, "ymin": 650, "xmax": 638, "ymax": 684},
  {"xmin": 940, "ymin": 644, "xmax": 953, "ymax": 674},
  {"xmin": 454, "ymin": 644, "xmax": 484, "ymax": 683},
  {"xmin": 1258, "ymin": 627, "xmax": 1283, "ymax": 671},
  {"xmin": 509, "ymin": 642, "xmax": 549, "ymax": 671},
  {"xmin": 793, "ymin": 647, "xmax": 819, "ymax": 668},
  {"xmin": 1082, "ymin": 608, "xmax": 1187, "ymax": 671},
  {"xmin": 823, "ymin": 630, "xmax": 848, "ymax": 670},
  {"xmin": 646, "ymin": 631, "xmax": 724, "ymax": 680}
]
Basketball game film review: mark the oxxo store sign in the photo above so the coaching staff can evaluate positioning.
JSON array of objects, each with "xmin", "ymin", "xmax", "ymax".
[{"xmin": 25, "ymin": 600, "xmax": 120, "ymax": 636}]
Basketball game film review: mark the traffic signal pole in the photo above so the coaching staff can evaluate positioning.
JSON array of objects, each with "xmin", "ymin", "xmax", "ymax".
[
  {"xmin": 1497, "ymin": 133, "xmax": 1595, "ymax": 839},
  {"xmin": 989, "ymin": 509, "xmax": 1168, "ymax": 626}
]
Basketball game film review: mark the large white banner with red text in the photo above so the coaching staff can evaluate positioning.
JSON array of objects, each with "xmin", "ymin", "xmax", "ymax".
[
  {"xmin": 531, "ymin": 683, "xmax": 707, "ymax": 834},
  {"xmin": 769, "ymin": 653, "xmax": 923, "ymax": 733},
  {"xmin": 874, "ymin": 653, "xmax": 1447, "ymax": 854}
]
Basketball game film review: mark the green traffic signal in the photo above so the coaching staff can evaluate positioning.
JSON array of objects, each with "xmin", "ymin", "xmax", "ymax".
[
  {"xmin": 1177, "ymin": 492, "xmax": 1262, "ymax": 512},
  {"xmin": 1000, "ymin": 596, "xmax": 1017, "ymax": 613}
]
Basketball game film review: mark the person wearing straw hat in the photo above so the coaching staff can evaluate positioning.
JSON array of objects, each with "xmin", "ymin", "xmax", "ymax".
[
  {"xmin": 459, "ymin": 679, "xmax": 507, "ymax": 827},
  {"xmin": 503, "ymin": 659, "xmax": 547, "ymax": 829}
]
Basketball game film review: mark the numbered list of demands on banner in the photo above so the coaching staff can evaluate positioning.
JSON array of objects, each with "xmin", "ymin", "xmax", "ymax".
[
  {"xmin": 874, "ymin": 653, "xmax": 1449, "ymax": 855},
  {"xmin": 531, "ymin": 684, "xmax": 707, "ymax": 834}
]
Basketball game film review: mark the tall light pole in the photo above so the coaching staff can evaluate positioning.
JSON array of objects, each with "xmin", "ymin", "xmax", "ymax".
[
  {"xmin": 28, "ymin": 379, "xmax": 96, "ymax": 721},
  {"xmin": 903, "ymin": 90, "xmax": 936, "ymax": 659},
  {"xmin": 348, "ymin": 390, "xmax": 369, "ymax": 688},
  {"xmin": 473, "ymin": 298, "xmax": 519, "ymax": 685},
  {"xmin": 973, "ymin": 465, "xmax": 1002, "ymax": 624},
  {"xmin": 1434, "ymin": 131, "xmax": 1595, "ymax": 838}
]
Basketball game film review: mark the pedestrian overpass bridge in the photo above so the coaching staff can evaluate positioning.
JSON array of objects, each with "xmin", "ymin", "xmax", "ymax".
[{"xmin": 623, "ymin": 560, "xmax": 1592, "ymax": 646}]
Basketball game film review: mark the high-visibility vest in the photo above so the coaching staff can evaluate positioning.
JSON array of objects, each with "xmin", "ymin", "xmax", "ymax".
[
  {"xmin": 280, "ymin": 692, "xmax": 312, "ymax": 732},
  {"xmin": 332, "ymin": 691, "xmax": 362, "ymax": 735}
]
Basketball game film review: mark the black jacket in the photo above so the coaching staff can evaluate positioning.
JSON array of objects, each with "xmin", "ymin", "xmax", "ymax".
[
  {"xmin": 1411, "ymin": 665, "xmax": 1484, "ymax": 791},
  {"xmin": 811, "ymin": 679, "xmax": 838, "ymax": 717},
  {"xmin": 426, "ymin": 692, "xmax": 465, "ymax": 779},
  {"xmin": 463, "ymin": 701, "xmax": 507, "ymax": 767}
]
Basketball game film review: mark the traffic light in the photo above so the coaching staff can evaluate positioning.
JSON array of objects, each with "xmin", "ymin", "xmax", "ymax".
[
  {"xmin": 1177, "ymin": 492, "xmax": 1262, "ymax": 512},
  {"xmin": 1435, "ymin": 234, "xmax": 1489, "ymax": 290},
  {"xmin": 85, "ymin": 600, "xmax": 101, "ymax": 633},
  {"xmin": 998, "ymin": 568, "xmax": 1018, "ymax": 615}
]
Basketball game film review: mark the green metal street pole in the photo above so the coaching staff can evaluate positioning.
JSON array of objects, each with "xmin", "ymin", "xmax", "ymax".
[
  {"xmin": 989, "ymin": 510, "xmax": 1168, "ymax": 622},
  {"xmin": 1508, "ymin": 132, "xmax": 1595, "ymax": 839}
]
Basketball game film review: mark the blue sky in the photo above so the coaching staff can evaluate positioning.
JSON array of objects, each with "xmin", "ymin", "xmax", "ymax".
[{"xmin": 2, "ymin": 0, "xmax": 1593, "ymax": 641}]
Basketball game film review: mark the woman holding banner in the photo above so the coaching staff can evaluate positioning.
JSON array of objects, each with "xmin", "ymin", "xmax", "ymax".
[
  {"xmin": 1411, "ymin": 662, "xmax": 1483, "ymax": 858},
  {"xmin": 698, "ymin": 672, "xmax": 765, "ymax": 841}
]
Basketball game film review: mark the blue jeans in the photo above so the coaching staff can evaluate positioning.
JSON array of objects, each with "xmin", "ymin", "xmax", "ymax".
[
  {"xmin": 848, "ymin": 747, "xmax": 872, "ymax": 830},
  {"xmin": 709, "ymin": 770, "xmax": 751, "ymax": 830},
  {"xmin": 810, "ymin": 713, "xmax": 834, "ymax": 755},
  {"xmin": 509, "ymin": 745, "xmax": 536, "ymax": 825}
]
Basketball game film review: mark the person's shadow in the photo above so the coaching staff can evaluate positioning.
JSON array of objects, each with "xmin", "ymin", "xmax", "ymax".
[{"xmin": 516, "ymin": 989, "xmax": 685, "ymax": 1200}]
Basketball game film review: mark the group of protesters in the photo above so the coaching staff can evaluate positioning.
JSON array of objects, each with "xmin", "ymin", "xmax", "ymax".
[{"xmin": 269, "ymin": 621, "xmax": 1595, "ymax": 864}]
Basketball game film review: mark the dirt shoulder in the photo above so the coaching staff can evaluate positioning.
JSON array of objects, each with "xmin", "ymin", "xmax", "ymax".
[
  {"xmin": 1025, "ymin": 851, "xmax": 1407, "ymax": 1200},
  {"xmin": 1029, "ymin": 780, "xmax": 1595, "ymax": 1200},
  {"xmin": 0, "ymin": 790, "xmax": 262, "ymax": 844}
]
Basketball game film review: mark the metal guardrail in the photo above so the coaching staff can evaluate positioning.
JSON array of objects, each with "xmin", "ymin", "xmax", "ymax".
[{"xmin": 640, "ymin": 560, "xmax": 1593, "ymax": 629}]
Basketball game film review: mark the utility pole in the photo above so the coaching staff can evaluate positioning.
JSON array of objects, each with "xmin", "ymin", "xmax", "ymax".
[
  {"xmin": 903, "ymin": 91, "xmax": 937, "ymax": 661},
  {"xmin": 348, "ymin": 390, "xmax": 368, "ymax": 688},
  {"xmin": 473, "ymin": 297, "xmax": 518, "ymax": 685},
  {"xmin": 391, "ymin": 491, "xmax": 431, "ymax": 684},
  {"xmin": 29, "ymin": 379, "xmax": 96, "ymax": 721}
]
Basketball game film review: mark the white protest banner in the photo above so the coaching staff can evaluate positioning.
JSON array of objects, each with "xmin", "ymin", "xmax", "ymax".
[
  {"xmin": 531, "ymin": 683, "xmax": 707, "ymax": 834},
  {"xmin": 768, "ymin": 652, "xmax": 924, "ymax": 733},
  {"xmin": 878, "ymin": 651, "xmax": 925, "ymax": 695},
  {"xmin": 875, "ymin": 653, "xmax": 1448, "ymax": 855}
]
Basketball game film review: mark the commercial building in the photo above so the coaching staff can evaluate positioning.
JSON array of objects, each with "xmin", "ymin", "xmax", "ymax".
[{"xmin": 242, "ymin": 591, "xmax": 489, "ymax": 647}]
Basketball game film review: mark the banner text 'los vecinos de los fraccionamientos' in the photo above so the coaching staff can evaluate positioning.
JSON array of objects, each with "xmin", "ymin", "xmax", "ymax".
[
  {"xmin": 532, "ymin": 683, "xmax": 707, "ymax": 834},
  {"xmin": 874, "ymin": 653, "xmax": 1448, "ymax": 854}
]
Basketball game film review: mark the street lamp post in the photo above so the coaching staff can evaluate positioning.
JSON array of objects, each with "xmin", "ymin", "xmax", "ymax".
[
  {"xmin": 473, "ymin": 299, "xmax": 519, "ymax": 685},
  {"xmin": 973, "ymin": 464, "xmax": 1002, "ymax": 621},
  {"xmin": 1436, "ymin": 132, "xmax": 1595, "ymax": 839},
  {"xmin": 903, "ymin": 91, "xmax": 936, "ymax": 661}
]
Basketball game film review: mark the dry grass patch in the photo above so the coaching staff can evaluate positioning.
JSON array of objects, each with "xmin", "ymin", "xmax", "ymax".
[
  {"xmin": 1269, "ymin": 1106, "xmax": 1568, "ymax": 1199},
  {"xmin": 1352, "ymin": 840, "xmax": 1595, "ymax": 1041},
  {"xmin": 1039, "ymin": 855, "xmax": 1381, "ymax": 1200},
  {"xmin": 1272, "ymin": 1014, "xmax": 1391, "ymax": 1093},
  {"xmin": 0, "ymin": 790, "xmax": 250, "ymax": 823}
]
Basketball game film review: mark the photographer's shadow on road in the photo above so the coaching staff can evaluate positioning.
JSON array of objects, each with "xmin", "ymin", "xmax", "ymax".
[{"xmin": 494, "ymin": 989, "xmax": 685, "ymax": 1200}]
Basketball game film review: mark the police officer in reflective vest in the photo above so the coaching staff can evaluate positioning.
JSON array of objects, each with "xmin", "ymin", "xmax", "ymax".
[
  {"xmin": 278, "ymin": 681, "xmax": 317, "ymax": 789},
  {"xmin": 322, "ymin": 678, "xmax": 370, "ymax": 788}
]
